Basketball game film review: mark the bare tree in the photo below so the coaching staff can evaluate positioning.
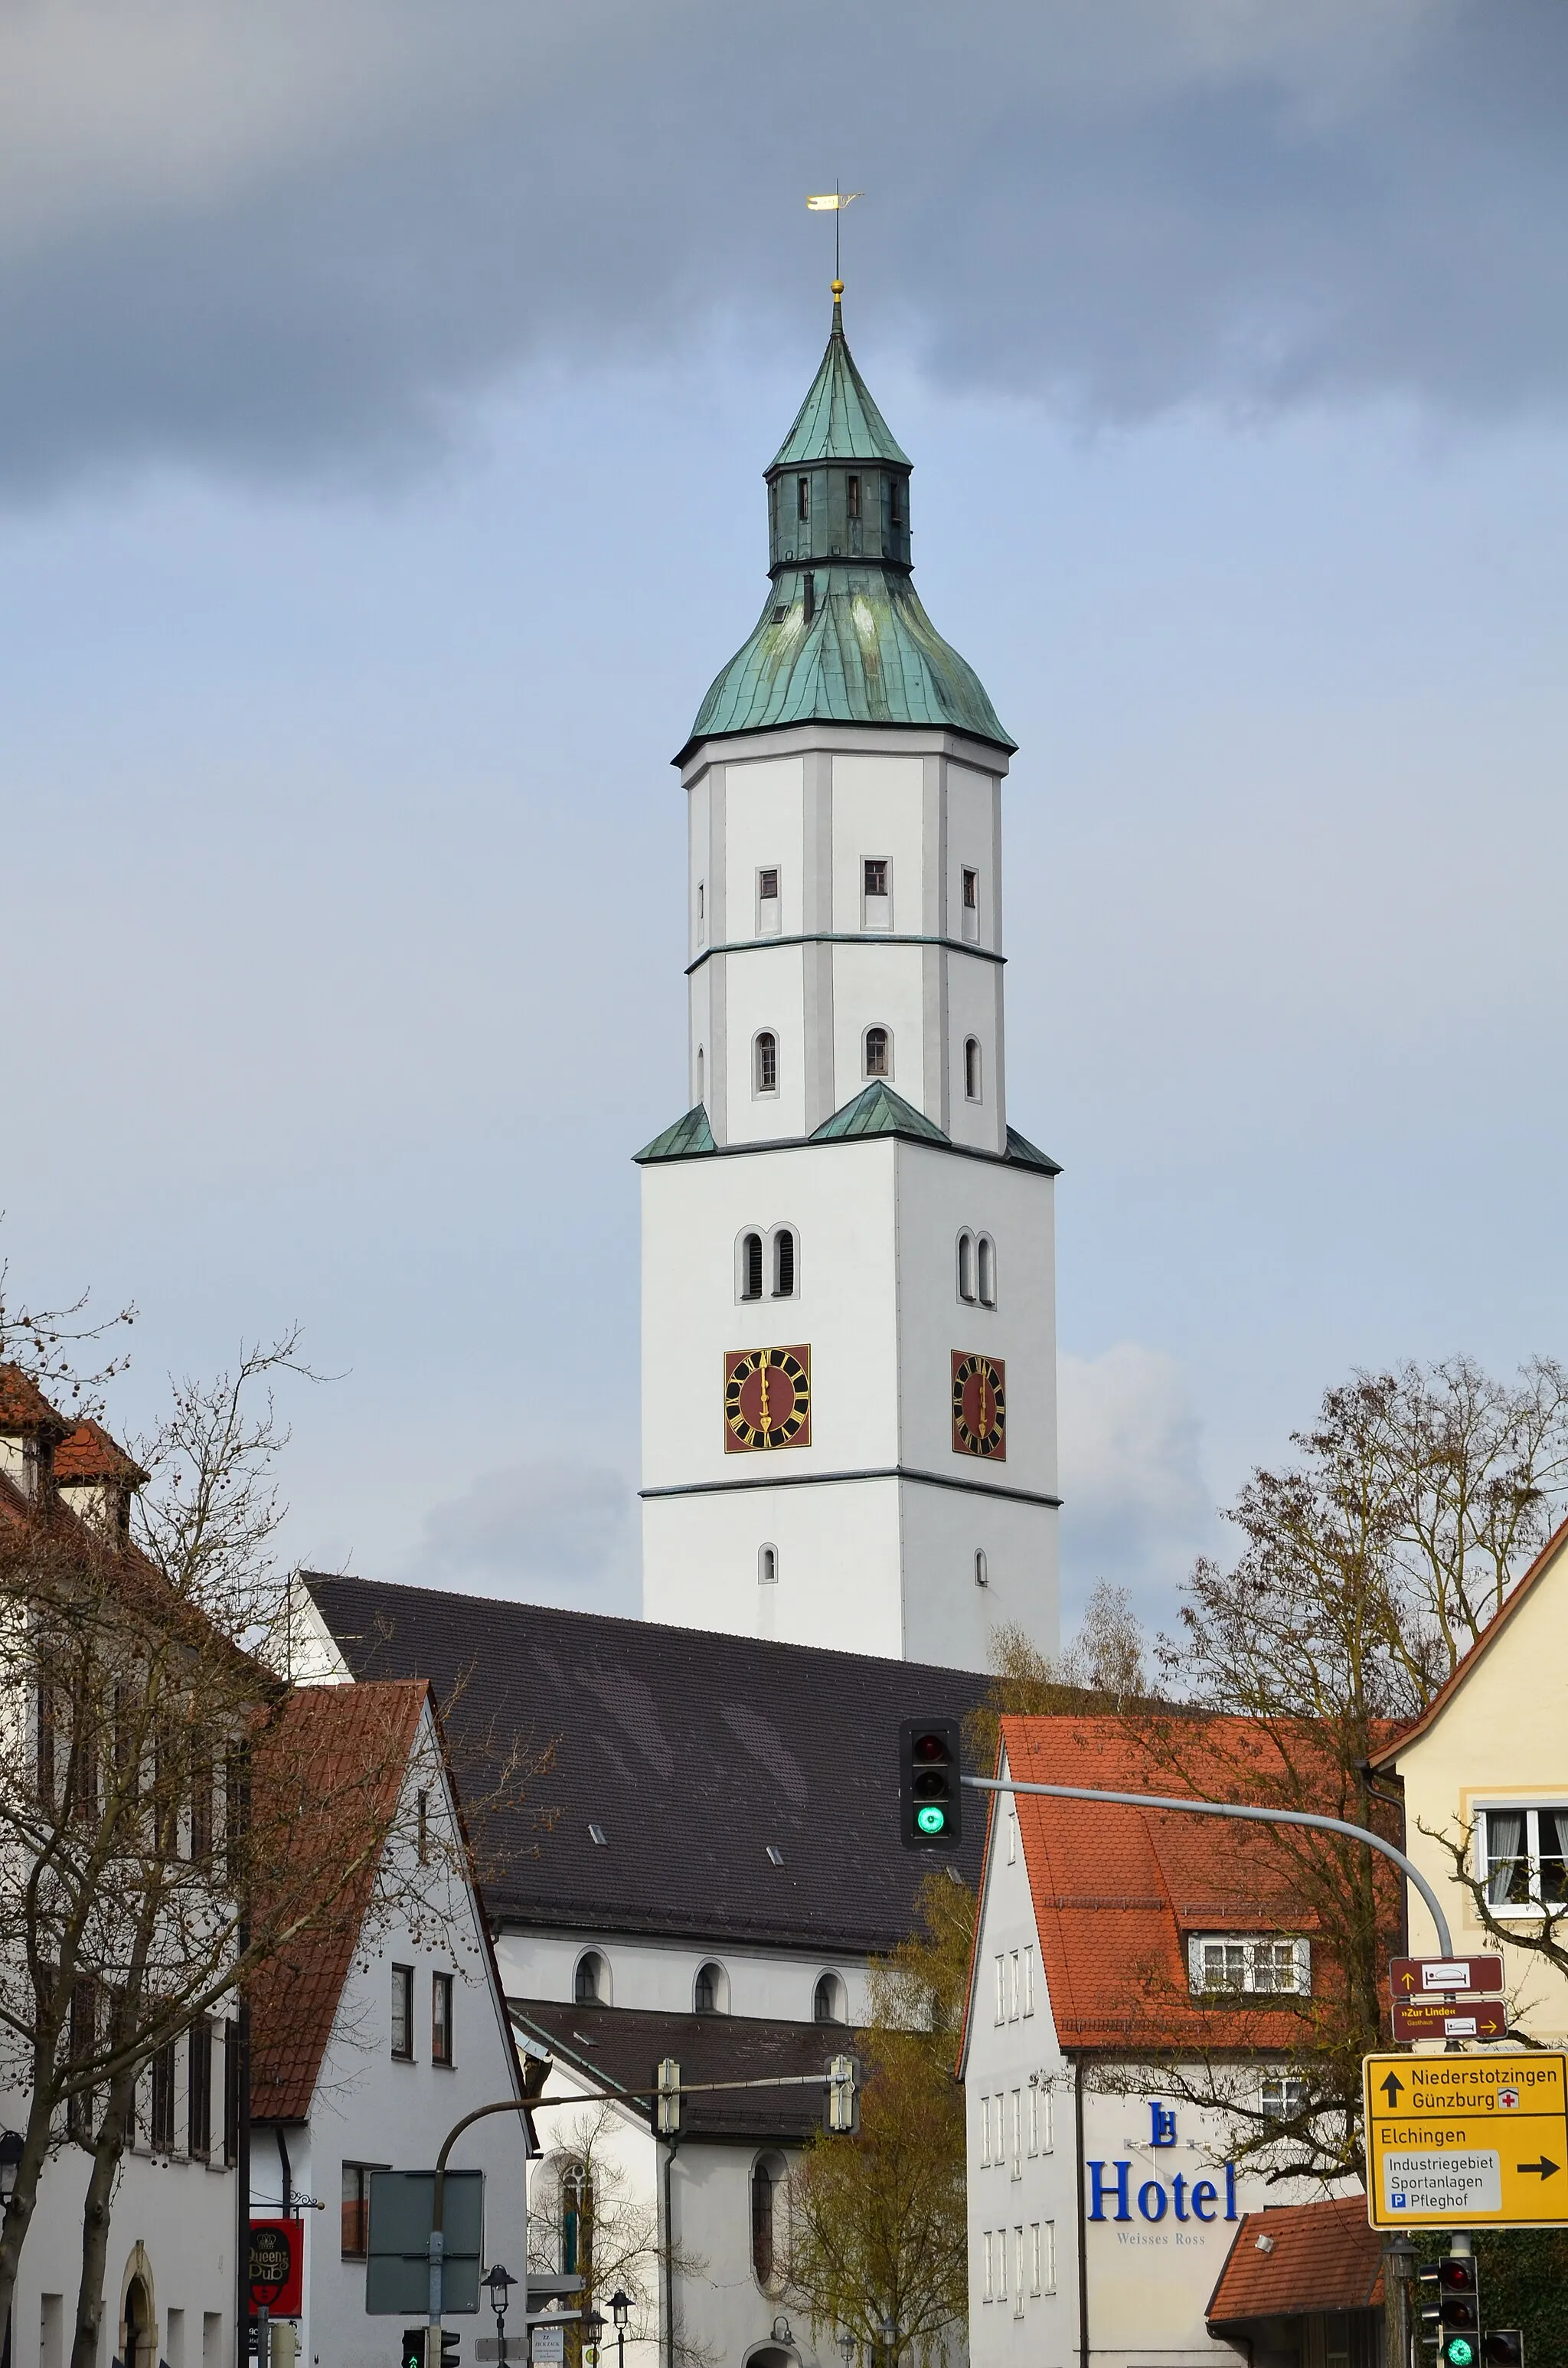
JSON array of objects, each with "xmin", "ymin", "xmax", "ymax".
[{"xmin": 528, "ymin": 2100, "xmax": 713, "ymax": 2368}]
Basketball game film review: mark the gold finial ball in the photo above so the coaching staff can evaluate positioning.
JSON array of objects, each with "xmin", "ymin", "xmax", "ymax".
[{"xmin": 831, "ymin": 280, "xmax": 844, "ymax": 297}]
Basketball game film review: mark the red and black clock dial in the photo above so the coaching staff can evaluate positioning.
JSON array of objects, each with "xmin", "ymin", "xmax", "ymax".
[
  {"xmin": 952, "ymin": 1352, "xmax": 1006, "ymax": 1460},
  {"xmin": 724, "ymin": 1346, "xmax": 812, "ymax": 1452}
]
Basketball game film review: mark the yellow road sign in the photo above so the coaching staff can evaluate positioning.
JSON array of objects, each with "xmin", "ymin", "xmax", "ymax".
[{"xmin": 1364, "ymin": 2051, "xmax": 1568, "ymax": 2229}]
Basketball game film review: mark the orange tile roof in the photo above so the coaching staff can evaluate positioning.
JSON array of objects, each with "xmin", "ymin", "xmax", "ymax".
[
  {"xmin": 0, "ymin": 1364, "xmax": 69, "ymax": 1436},
  {"xmin": 1207, "ymin": 2195, "xmax": 1383, "ymax": 2322},
  {"xmin": 248, "ymin": 1680, "xmax": 430, "ymax": 2122},
  {"xmin": 54, "ymin": 1418, "xmax": 149, "ymax": 1487},
  {"xmin": 995, "ymin": 1713, "xmax": 1391, "ymax": 2052},
  {"xmin": 1370, "ymin": 1510, "xmax": 1568, "ymax": 1770}
]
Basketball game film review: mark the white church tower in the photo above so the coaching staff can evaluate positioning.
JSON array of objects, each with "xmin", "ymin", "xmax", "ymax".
[{"xmin": 637, "ymin": 283, "xmax": 1060, "ymax": 1672}]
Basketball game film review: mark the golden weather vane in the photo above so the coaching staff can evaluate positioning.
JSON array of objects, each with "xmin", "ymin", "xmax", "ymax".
[{"xmin": 805, "ymin": 182, "xmax": 863, "ymax": 288}]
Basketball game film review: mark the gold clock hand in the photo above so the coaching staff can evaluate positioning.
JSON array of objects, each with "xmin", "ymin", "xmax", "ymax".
[{"xmin": 758, "ymin": 1354, "xmax": 772, "ymax": 1430}]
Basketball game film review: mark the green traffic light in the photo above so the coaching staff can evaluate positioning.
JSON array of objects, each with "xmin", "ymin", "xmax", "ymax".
[
  {"xmin": 916, "ymin": 1805, "xmax": 947, "ymax": 1835},
  {"xmin": 1445, "ymin": 2340, "xmax": 1475, "ymax": 2367}
]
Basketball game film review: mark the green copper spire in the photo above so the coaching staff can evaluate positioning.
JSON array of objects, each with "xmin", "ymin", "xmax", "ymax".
[{"xmin": 681, "ymin": 287, "xmax": 1014, "ymax": 760}]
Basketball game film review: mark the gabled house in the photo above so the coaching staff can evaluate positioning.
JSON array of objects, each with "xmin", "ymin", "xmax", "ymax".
[
  {"xmin": 1370, "ymin": 1513, "xmax": 1568, "ymax": 2039},
  {"xmin": 959, "ymin": 1715, "xmax": 1365, "ymax": 2368},
  {"xmin": 247, "ymin": 1680, "xmax": 528, "ymax": 2368}
]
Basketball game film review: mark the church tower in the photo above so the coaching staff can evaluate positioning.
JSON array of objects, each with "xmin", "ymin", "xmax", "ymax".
[{"xmin": 636, "ymin": 286, "xmax": 1060, "ymax": 1672}]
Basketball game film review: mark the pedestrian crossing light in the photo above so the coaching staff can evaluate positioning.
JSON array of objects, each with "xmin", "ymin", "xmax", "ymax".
[
  {"xmin": 825, "ymin": 2053, "xmax": 861, "ymax": 2136},
  {"xmin": 899, "ymin": 1719, "xmax": 962, "ymax": 1852},
  {"xmin": 655, "ymin": 2057, "xmax": 681, "ymax": 2138},
  {"xmin": 400, "ymin": 2333, "xmax": 427, "ymax": 2368}
]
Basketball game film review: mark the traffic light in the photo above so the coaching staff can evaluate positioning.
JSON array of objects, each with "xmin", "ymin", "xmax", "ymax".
[
  {"xmin": 1435, "ymin": 2253, "xmax": 1480, "ymax": 2368},
  {"xmin": 655, "ymin": 2056, "xmax": 681, "ymax": 2137},
  {"xmin": 825, "ymin": 2052, "xmax": 861, "ymax": 2136},
  {"xmin": 899, "ymin": 1719, "xmax": 962, "ymax": 1851},
  {"xmin": 400, "ymin": 2333, "xmax": 427, "ymax": 2368},
  {"xmin": 1482, "ymin": 2337, "xmax": 1524, "ymax": 2366},
  {"xmin": 439, "ymin": 2334, "xmax": 459, "ymax": 2368}
]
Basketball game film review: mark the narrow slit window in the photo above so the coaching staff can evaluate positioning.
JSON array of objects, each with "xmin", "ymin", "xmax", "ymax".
[
  {"xmin": 758, "ymin": 867, "xmax": 779, "ymax": 901},
  {"xmin": 974, "ymin": 1548, "xmax": 988, "ymax": 1588},
  {"xmin": 957, "ymin": 1231, "xmax": 975, "ymax": 1302},
  {"xmin": 965, "ymin": 1038, "xmax": 982, "ymax": 1101},
  {"xmin": 773, "ymin": 1228, "xmax": 795, "ymax": 1297},
  {"xmin": 797, "ymin": 476, "xmax": 809, "ymax": 522},
  {"xmin": 802, "ymin": 571, "xmax": 815, "ymax": 623},
  {"xmin": 742, "ymin": 1232, "xmax": 764, "ymax": 1300},
  {"xmin": 978, "ymin": 1236, "xmax": 996, "ymax": 1306},
  {"xmin": 864, "ymin": 1025, "xmax": 890, "ymax": 1079},
  {"xmin": 390, "ymin": 1965, "xmax": 414, "ymax": 2060},
  {"xmin": 696, "ymin": 1047, "xmax": 704, "ymax": 1104},
  {"xmin": 432, "ymin": 1971, "xmax": 453, "ymax": 2065},
  {"xmin": 759, "ymin": 1544, "xmax": 777, "ymax": 1586},
  {"xmin": 962, "ymin": 867, "xmax": 978, "ymax": 910},
  {"xmin": 847, "ymin": 474, "xmax": 861, "ymax": 519},
  {"xmin": 890, "ymin": 479, "xmax": 903, "ymax": 528},
  {"xmin": 754, "ymin": 1032, "xmax": 778, "ymax": 1095}
]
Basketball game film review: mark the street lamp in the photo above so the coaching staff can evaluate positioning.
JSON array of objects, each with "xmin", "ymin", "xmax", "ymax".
[
  {"xmin": 0, "ymin": 2132, "xmax": 23, "ymax": 2203},
  {"xmin": 836, "ymin": 2332, "xmax": 857, "ymax": 2368},
  {"xmin": 878, "ymin": 2317, "xmax": 900, "ymax": 2368},
  {"xmin": 484, "ymin": 2265, "xmax": 517, "ymax": 2368},
  {"xmin": 581, "ymin": 2307, "xmax": 605, "ymax": 2368},
  {"xmin": 608, "ymin": 2289, "xmax": 631, "ymax": 2368}
]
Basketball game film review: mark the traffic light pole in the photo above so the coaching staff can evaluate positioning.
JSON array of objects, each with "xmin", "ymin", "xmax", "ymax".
[{"xmin": 962, "ymin": 1774, "xmax": 1455, "ymax": 1958}]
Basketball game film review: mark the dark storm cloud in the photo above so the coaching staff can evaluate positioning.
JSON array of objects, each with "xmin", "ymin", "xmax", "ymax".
[{"xmin": 4, "ymin": 0, "xmax": 1567, "ymax": 492}]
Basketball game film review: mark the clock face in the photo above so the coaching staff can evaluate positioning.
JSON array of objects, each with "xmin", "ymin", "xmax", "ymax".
[
  {"xmin": 724, "ymin": 1346, "xmax": 812, "ymax": 1452},
  {"xmin": 952, "ymin": 1352, "xmax": 1006, "ymax": 1460}
]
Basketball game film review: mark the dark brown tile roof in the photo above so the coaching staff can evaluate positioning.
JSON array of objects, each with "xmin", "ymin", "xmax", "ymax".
[
  {"xmin": 305, "ymin": 1572, "xmax": 991, "ymax": 1953},
  {"xmin": 509, "ymin": 1996, "xmax": 847, "ymax": 2141},
  {"xmin": 1207, "ymin": 2196, "xmax": 1384, "ymax": 2324},
  {"xmin": 55, "ymin": 1418, "xmax": 149, "ymax": 1486},
  {"xmin": 248, "ymin": 1680, "xmax": 429, "ymax": 2123}
]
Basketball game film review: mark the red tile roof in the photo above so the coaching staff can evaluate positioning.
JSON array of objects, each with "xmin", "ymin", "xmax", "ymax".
[
  {"xmin": 993, "ymin": 1713, "xmax": 1388, "ymax": 2052},
  {"xmin": 0, "ymin": 1364, "xmax": 70, "ymax": 1436},
  {"xmin": 1370, "ymin": 1510, "xmax": 1568, "ymax": 1771},
  {"xmin": 248, "ymin": 1680, "xmax": 430, "ymax": 2122},
  {"xmin": 55, "ymin": 1418, "xmax": 149, "ymax": 1487},
  {"xmin": 1207, "ymin": 2195, "xmax": 1383, "ymax": 2322}
]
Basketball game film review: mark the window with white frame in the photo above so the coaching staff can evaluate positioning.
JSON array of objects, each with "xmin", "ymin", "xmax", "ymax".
[
  {"xmin": 1027, "ymin": 2080, "xmax": 1051, "ymax": 2154},
  {"xmin": 1023, "ymin": 1944, "xmax": 1035, "ymax": 2016},
  {"xmin": 1260, "ymin": 2075, "xmax": 1309, "ymax": 2122},
  {"xmin": 863, "ymin": 857, "xmax": 891, "ymax": 929},
  {"xmin": 1188, "ymin": 1935, "xmax": 1312, "ymax": 1996},
  {"xmin": 863, "ymin": 1024, "xmax": 891, "ymax": 1079},
  {"xmin": 978, "ymin": 2095, "xmax": 991, "ymax": 2167},
  {"xmin": 1481, "ymin": 1804, "xmax": 1568, "ymax": 1911},
  {"xmin": 1033, "ymin": 2222, "xmax": 1054, "ymax": 2296},
  {"xmin": 995, "ymin": 2226, "xmax": 1008, "ymax": 2304},
  {"xmin": 754, "ymin": 1031, "xmax": 779, "ymax": 1097},
  {"xmin": 994, "ymin": 1954, "xmax": 1006, "ymax": 2025},
  {"xmin": 961, "ymin": 866, "xmax": 979, "ymax": 941},
  {"xmin": 1012, "ymin": 2229, "xmax": 1025, "ymax": 2317},
  {"xmin": 1010, "ymin": 2089, "xmax": 1022, "ymax": 2177},
  {"xmin": 1008, "ymin": 1948, "xmax": 1021, "ymax": 2020},
  {"xmin": 756, "ymin": 867, "xmax": 781, "ymax": 934},
  {"xmin": 982, "ymin": 2232, "xmax": 995, "ymax": 2304},
  {"xmin": 1006, "ymin": 1802, "xmax": 1018, "ymax": 1864}
]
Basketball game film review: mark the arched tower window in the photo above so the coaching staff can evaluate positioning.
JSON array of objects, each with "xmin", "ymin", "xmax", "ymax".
[
  {"xmin": 773, "ymin": 1228, "xmax": 795, "ymax": 1297},
  {"xmin": 977, "ymin": 1235, "xmax": 997, "ymax": 1307},
  {"xmin": 754, "ymin": 1032, "xmax": 779, "ymax": 1097},
  {"xmin": 974, "ymin": 1549, "xmax": 989, "ymax": 1588},
  {"xmin": 740, "ymin": 1232, "xmax": 764, "ymax": 1301},
  {"xmin": 573, "ymin": 1951, "xmax": 608, "ymax": 2007},
  {"xmin": 758, "ymin": 1544, "xmax": 778, "ymax": 1586},
  {"xmin": 696, "ymin": 1046, "xmax": 704, "ymax": 1104},
  {"xmin": 694, "ymin": 1961, "xmax": 728, "ymax": 2015},
  {"xmin": 957, "ymin": 1231, "xmax": 975, "ymax": 1303},
  {"xmin": 813, "ymin": 1972, "xmax": 847, "ymax": 2025},
  {"xmin": 964, "ymin": 1037, "xmax": 982, "ymax": 1101},
  {"xmin": 864, "ymin": 1025, "xmax": 890, "ymax": 1080},
  {"xmin": 752, "ymin": 2152, "xmax": 787, "ymax": 2290}
]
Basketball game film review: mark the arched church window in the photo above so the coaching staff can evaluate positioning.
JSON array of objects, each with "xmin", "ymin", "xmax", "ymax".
[
  {"xmin": 741, "ymin": 1233, "xmax": 763, "ymax": 1301},
  {"xmin": 978, "ymin": 1235, "xmax": 996, "ymax": 1307},
  {"xmin": 957, "ymin": 1232, "xmax": 975, "ymax": 1303},
  {"xmin": 864, "ymin": 1025, "xmax": 890, "ymax": 1079},
  {"xmin": 697, "ymin": 1046, "xmax": 704, "ymax": 1104},
  {"xmin": 965, "ymin": 1037, "xmax": 982, "ymax": 1101},
  {"xmin": 752, "ymin": 2154, "xmax": 786, "ymax": 2290},
  {"xmin": 813, "ymin": 1972, "xmax": 846, "ymax": 2025},
  {"xmin": 574, "ymin": 1951, "xmax": 607, "ymax": 2006},
  {"xmin": 754, "ymin": 1032, "xmax": 778, "ymax": 1096},
  {"xmin": 773, "ymin": 1228, "xmax": 795, "ymax": 1298},
  {"xmin": 974, "ymin": 1549, "xmax": 989, "ymax": 1588},
  {"xmin": 759, "ymin": 1544, "xmax": 778, "ymax": 1586},
  {"xmin": 694, "ymin": 1961, "xmax": 727, "ymax": 2015}
]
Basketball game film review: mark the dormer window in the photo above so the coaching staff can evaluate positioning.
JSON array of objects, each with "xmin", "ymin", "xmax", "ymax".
[{"xmin": 1187, "ymin": 1936, "xmax": 1311, "ymax": 1997}]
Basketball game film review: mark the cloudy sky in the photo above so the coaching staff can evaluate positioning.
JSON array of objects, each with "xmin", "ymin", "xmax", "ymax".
[{"xmin": 7, "ymin": 0, "xmax": 1568, "ymax": 1641}]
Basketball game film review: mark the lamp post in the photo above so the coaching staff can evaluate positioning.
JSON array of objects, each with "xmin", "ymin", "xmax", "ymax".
[
  {"xmin": 608, "ymin": 2289, "xmax": 631, "ymax": 2368},
  {"xmin": 878, "ymin": 2317, "xmax": 900, "ymax": 2368},
  {"xmin": 581, "ymin": 2307, "xmax": 605, "ymax": 2368},
  {"xmin": 836, "ymin": 2332, "xmax": 856, "ymax": 2368},
  {"xmin": 484, "ymin": 2265, "xmax": 517, "ymax": 2368},
  {"xmin": 0, "ymin": 2131, "xmax": 23, "ymax": 2202}
]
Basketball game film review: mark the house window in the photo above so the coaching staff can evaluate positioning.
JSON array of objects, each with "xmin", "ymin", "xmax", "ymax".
[
  {"xmin": 432, "ymin": 1972, "xmax": 453, "ymax": 2065},
  {"xmin": 977, "ymin": 1235, "xmax": 996, "ymax": 1307},
  {"xmin": 188, "ymin": 2018, "xmax": 212, "ymax": 2161},
  {"xmin": 1013, "ymin": 2227, "xmax": 1025, "ymax": 2317},
  {"xmin": 847, "ymin": 474, "xmax": 861, "ymax": 520},
  {"xmin": 67, "ymin": 1977, "xmax": 97, "ymax": 2142},
  {"xmin": 391, "ymin": 1965, "xmax": 415, "ymax": 2059},
  {"xmin": 864, "ymin": 1025, "xmax": 890, "ymax": 1079},
  {"xmin": 222, "ymin": 2021, "xmax": 240, "ymax": 2166},
  {"xmin": 957, "ymin": 1231, "xmax": 975, "ymax": 1301},
  {"xmin": 994, "ymin": 1954, "xmax": 1006, "ymax": 2025},
  {"xmin": 1260, "ymin": 2075, "xmax": 1309, "ymax": 2123},
  {"xmin": 416, "ymin": 1791, "xmax": 429, "ymax": 1864},
  {"xmin": 754, "ymin": 1032, "xmax": 779, "ymax": 1096},
  {"xmin": 752, "ymin": 2153, "xmax": 786, "ymax": 2289},
  {"xmin": 694, "ymin": 1961, "xmax": 727, "ymax": 2014},
  {"xmin": 561, "ymin": 2161, "xmax": 592, "ymax": 2278},
  {"xmin": 863, "ymin": 858, "xmax": 888, "ymax": 898},
  {"xmin": 978, "ymin": 2095, "xmax": 991, "ymax": 2167},
  {"xmin": 759, "ymin": 1543, "xmax": 778, "ymax": 1586},
  {"xmin": 150, "ymin": 2037, "xmax": 176, "ymax": 2153},
  {"xmin": 814, "ymin": 1972, "xmax": 846, "ymax": 2024},
  {"xmin": 1027, "ymin": 2082, "xmax": 1052, "ymax": 2155},
  {"xmin": 1188, "ymin": 1935, "xmax": 1312, "ymax": 1996},
  {"xmin": 995, "ymin": 2222, "xmax": 1008, "ymax": 2302},
  {"xmin": 964, "ymin": 1038, "xmax": 982, "ymax": 1101},
  {"xmin": 962, "ymin": 867, "xmax": 978, "ymax": 911},
  {"xmin": 1023, "ymin": 1945, "xmax": 1035, "ymax": 2016},
  {"xmin": 1008, "ymin": 1948, "xmax": 1021, "ymax": 2020},
  {"xmin": 973, "ymin": 1548, "xmax": 988, "ymax": 1588},
  {"xmin": 189, "ymin": 1740, "xmax": 214, "ymax": 1862},
  {"xmin": 574, "ymin": 1951, "xmax": 606, "ymax": 2006},
  {"xmin": 1033, "ymin": 2222, "xmax": 1054, "ymax": 2295},
  {"xmin": 982, "ymin": 2230, "xmax": 995, "ymax": 2303},
  {"xmin": 773, "ymin": 1228, "xmax": 795, "ymax": 1297},
  {"xmin": 741, "ymin": 1231, "xmax": 764, "ymax": 1300},
  {"xmin": 1481, "ymin": 1805, "xmax": 1568, "ymax": 1910},
  {"xmin": 797, "ymin": 476, "xmax": 809, "ymax": 522},
  {"xmin": 341, "ymin": 2163, "xmax": 388, "ymax": 2261}
]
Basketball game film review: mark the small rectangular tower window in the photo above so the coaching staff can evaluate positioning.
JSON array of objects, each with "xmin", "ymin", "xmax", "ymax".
[
  {"xmin": 847, "ymin": 474, "xmax": 861, "ymax": 519},
  {"xmin": 962, "ymin": 866, "xmax": 979, "ymax": 941},
  {"xmin": 757, "ymin": 867, "xmax": 781, "ymax": 934},
  {"xmin": 797, "ymin": 476, "xmax": 809, "ymax": 522},
  {"xmin": 863, "ymin": 858, "xmax": 891, "ymax": 931},
  {"xmin": 432, "ymin": 1971, "xmax": 454, "ymax": 2065},
  {"xmin": 391, "ymin": 1964, "xmax": 414, "ymax": 2059},
  {"xmin": 890, "ymin": 478, "xmax": 903, "ymax": 528}
]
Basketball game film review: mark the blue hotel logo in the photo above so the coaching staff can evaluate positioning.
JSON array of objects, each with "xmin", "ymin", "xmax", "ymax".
[{"xmin": 1087, "ymin": 2104, "xmax": 1240, "ymax": 2227}]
